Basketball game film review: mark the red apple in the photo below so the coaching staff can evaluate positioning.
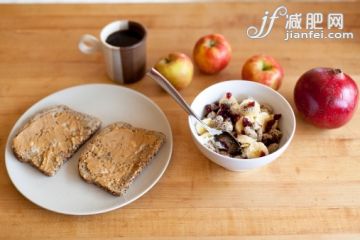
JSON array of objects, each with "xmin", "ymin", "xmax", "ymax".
[
  {"xmin": 294, "ymin": 67, "xmax": 358, "ymax": 129},
  {"xmin": 154, "ymin": 52, "xmax": 194, "ymax": 90},
  {"xmin": 193, "ymin": 34, "xmax": 231, "ymax": 74},
  {"xmin": 241, "ymin": 55, "xmax": 284, "ymax": 90}
]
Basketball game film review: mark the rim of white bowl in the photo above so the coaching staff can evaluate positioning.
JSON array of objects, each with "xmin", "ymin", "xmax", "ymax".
[{"xmin": 188, "ymin": 80, "xmax": 296, "ymax": 162}]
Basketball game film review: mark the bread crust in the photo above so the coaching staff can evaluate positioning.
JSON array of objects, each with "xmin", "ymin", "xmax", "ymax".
[
  {"xmin": 12, "ymin": 105, "xmax": 102, "ymax": 176},
  {"xmin": 78, "ymin": 122, "xmax": 166, "ymax": 196}
]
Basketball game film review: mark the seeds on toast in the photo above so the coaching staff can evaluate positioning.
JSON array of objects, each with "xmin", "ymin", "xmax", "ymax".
[
  {"xmin": 78, "ymin": 122, "xmax": 166, "ymax": 196},
  {"xmin": 12, "ymin": 105, "xmax": 102, "ymax": 176}
]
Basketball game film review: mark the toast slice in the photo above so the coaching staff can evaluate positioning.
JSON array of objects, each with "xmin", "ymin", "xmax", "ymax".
[
  {"xmin": 12, "ymin": 105, "xmax": 102, "ymax": 176},
  {"xmin": 78, "ymin": 122, "xmax": 166, "ymax": 196}
]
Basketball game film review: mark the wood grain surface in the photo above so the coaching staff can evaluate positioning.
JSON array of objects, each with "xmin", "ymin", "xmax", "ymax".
[{"xmin": 1, "ymin": 2, "xmax": 360, "ymax": 239}]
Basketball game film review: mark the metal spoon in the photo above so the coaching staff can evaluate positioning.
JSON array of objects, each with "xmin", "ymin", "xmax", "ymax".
[{"xmin": 146, "ymin": 68, "xmax": 241, "ymax": 156}]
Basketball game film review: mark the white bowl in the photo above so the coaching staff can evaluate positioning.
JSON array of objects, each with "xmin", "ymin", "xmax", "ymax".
[{"xmin": 188, "ymin": 80, "xmax": 296, "ymax": 171}]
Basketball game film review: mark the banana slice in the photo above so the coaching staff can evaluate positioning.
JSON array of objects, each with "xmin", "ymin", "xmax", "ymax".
[
  {"xmin": 235, "ymin": 118, "xmax": 243, "ymax": 134},
  {"xmin": 256, "ymin": 111, "xmax": 272, "ymax": 131},
  {"xmin": 230, "ymin": 103, "xmax": 241, "ymax": 115},
  {"xmin": 238, "ymin": 98, "xmax": 261, "ymax": 118},
  {"xmin": 237, "ymin": 134, "xmax": 256, "ymax": 145},
  {"xmin": 200, "ymin": 132, "xmax": 213, "ymax": 139},
  {"xmin": 195, "ymin": 118, "xmax": 213, "ymax": 135},
  {"xmin": 243, "ymin": 142, "xmax": 269, "ymax": 159}
]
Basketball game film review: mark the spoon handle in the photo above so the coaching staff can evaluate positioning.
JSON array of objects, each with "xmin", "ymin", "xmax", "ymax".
[{"xmin": 147, "ymin": 68, "xmax": 203, "ymax": 123}]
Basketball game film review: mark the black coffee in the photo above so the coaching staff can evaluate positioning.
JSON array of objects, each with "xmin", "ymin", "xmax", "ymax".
[{"xmin": 106, "ymin": 29, "xmax": 143, "ymax": 47}]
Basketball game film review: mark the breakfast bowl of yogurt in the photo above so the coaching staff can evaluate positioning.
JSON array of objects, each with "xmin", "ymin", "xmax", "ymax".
[{"xmin": 188, "ymin": 80, "xmax": 296, "ymax": 171}]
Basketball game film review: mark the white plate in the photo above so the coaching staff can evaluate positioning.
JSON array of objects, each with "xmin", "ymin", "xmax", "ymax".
[{"xmin": 5, "ymin": 84, "xmax": 173, "ymax": 215}]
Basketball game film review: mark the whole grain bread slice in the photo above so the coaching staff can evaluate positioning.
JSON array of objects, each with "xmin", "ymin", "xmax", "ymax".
[
  {"xmin": 78, "ymin": 122, "xmax": 166, "ymax": 196},
  {"xmin": 12, "ymin": 105, "xmax": 102, "ymax": 176}
]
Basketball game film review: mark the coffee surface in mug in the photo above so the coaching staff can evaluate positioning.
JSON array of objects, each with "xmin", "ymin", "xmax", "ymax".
[{"xmin": 105, "ymin": 29, "xmax": 143, "ymax": 47}]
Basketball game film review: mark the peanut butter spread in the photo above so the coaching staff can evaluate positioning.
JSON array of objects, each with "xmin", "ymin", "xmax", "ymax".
[
  {"xmin": 79, "ymin": 122, "xmax": 166, "ymax": 195},
  {"xmin": 12, "ymin": 105, "xmax": 101, "ymax": 176}
]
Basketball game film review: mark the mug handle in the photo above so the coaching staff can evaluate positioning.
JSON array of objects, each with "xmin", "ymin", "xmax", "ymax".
[{"xmin": 78, "ymin": 34, "xmax": 101, "ymax": 54}]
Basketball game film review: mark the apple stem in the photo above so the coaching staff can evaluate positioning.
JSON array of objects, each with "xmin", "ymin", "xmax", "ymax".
[
  {"xmin": 333, "ymin": 68, "xmax": 344, "ymax": 78},
  {"xmin": 262, "ymin": 61, "xmax": 272, "ymax": 71},
  {"xmin": 334, "ymin": 69, "xmax": 342, "ymax": 74},
  {"xmin": 209, "ymin": 40, "xmax": 216, "ymax": 47}
]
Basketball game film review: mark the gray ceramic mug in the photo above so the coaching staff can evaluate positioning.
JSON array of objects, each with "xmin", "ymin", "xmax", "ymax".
[{"xmin": 79, "ymin": 20, "xmax": 147, "ymax": 84}]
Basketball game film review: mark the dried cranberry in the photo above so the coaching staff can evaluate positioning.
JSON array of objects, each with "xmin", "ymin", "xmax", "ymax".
[
  {"xmin": 274, "ymin": 114, "xmax": 282, "ymax": 120},
  {"xmin": 218, "ymin": 110, "xmax": 230, "ymax": 119},
  {"xmin": 220, "ymin": 103, "xmax": 230, "ymax": 110},
  {"xmin": 226, "ymin": 92, "xmax": 232, "ymax": 99},
  {"xmin": 247, "ymin": 101, "xmax": 255, "ymax": 107},
  {"xmin": 242, "ymin": 117, "xmax": 252, "ymax": 127},
  {"xmin": 204, "ymin": 104, "xmax": 212, "ymax": 115},
  {"xmin": 218, "ymin": 104, "xmax": 231, "ymax": 118}
]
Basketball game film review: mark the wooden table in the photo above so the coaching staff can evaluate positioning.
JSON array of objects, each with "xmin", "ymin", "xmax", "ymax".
[{"xmin": 1, "ymin": 2, "xmax": 360, "ymax": 239}]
